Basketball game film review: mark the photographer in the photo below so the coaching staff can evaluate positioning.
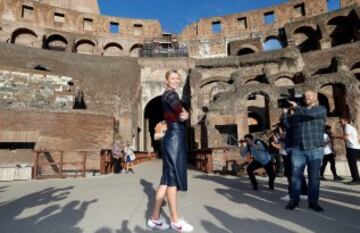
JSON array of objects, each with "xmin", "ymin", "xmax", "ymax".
[
  {"xmin": 281, "ymin": 90, "xmax": 327, "ymax": 212},
  {"xmin": 240, "ymin": 134, "xmax": 275, "ymax": 191}
]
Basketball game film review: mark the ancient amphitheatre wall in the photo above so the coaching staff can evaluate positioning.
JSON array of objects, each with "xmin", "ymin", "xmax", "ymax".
[
  {"xmin": 35, "ymin": 0, "xmax": 100, "ymax": 14},
  {"xmin": 178, "ymin": 0, "xmax": 360, "ymax": 58},
  {"xmin": 0, "ymin": 0, "xmax": 359, "ymax": 175},
  {"xmin": 0, "ymin": 0, "xmax": 162, "ymax": 56}
]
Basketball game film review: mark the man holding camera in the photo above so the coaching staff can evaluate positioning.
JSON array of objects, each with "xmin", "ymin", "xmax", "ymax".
[
  {"xmin": 281, "ymin": 90, "xmax": 327, "ymax": 212},
  {"xmin": 240, "ymin": 134, "xmax": 275, "ymax": 191}
]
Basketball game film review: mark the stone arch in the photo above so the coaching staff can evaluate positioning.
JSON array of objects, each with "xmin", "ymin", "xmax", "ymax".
[
  {"xmin": 227, "ymin": 42, "xmax": 232, "ymax": 56},
  {"xmin": 263, "ymin": 36, "xmax": 284, "ymax": 51},
  {"xmin": 200, "ymin": 80, "xmax": 232, "ymax": 107},
  {"xmin": 319, "ymin": 83, "xmax": 347, "ymax": 117},
  {"xmin": 318, "ymin": 92, "xmax": 330, "ymax": 115},
  {"xmin": 75, "ymin": 38, "xmax": 96, "ymax": 54},
  {"xmin": 326, "ymin": 15, "xmax": 359, "ymax": 47},
  {"xmin": 248, "ymin": 112, "xmax": 263, "ymax": 133},
  {"xmin": 292, "ymin": 23, "xmax": 318, "ymax": 34},
  {"xmin": 237, "ymin": 46, "xmax": 257, "ymax": 56},
  {"xmin": 245, "ymin": 80, "xmax": 261, "ymax": 85},
  {"xmin": 293, "ymin": 26, "xmax": 321, "ymax": 52},
  {"xmin": 350, "ymin": 61, "xmax": 360, "ymax": 81},
  {"xmin": 200, "ymin": 77, "xmax": 230, "ymax": 88},
  {"xmin": 274, "ymin": 76, "xmax": 294, "ymax": 86},
  {"xmin": 129, "ymin": 43, "xmax": 143, "ymax": 57},
  {"xmin": 143, "ymin": 95, "xmax": 163, "ymax": 155},
  {"xmin": 11, "ymin": 28, "xmax": 38, "ymax": 47},
  {"xmin": 245, "ymin": 75, "xmax": 268, "ymax": 85},
  {"xmin": 44, "ymin": 34, "xmax": 68, "ymax": 51},
  {"xmin": 246, "ymin": 91, "xmax": 271, "ymax": 133},
  {"xmin": 293, "ymin": 73, "xmax": 306, "ymax": 84},
  {"xmin": 103, "ymin": 42, "xmax": 124, "ymax": 56}
]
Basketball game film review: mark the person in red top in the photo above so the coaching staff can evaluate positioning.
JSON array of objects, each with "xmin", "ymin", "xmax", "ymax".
[{"xmin": 147, "ymin": 70, "xmax": 194, "ymax": 232}]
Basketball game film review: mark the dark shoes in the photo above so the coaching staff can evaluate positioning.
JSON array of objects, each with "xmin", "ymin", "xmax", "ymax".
[
  {"xmin": 346, "ymin": 180, "xmax": 360, "ymax": 185},
  {"xmin": 286, "ymin": 200, "xmax": 299, "ymax": 210},
  {"xmin": 309, "ymin": 202, "xmax": 324, "ymax": 212},
  {"xmin": 269, "ymin": 184, "xmax": 274, "ymax": 190},
  {"xmin": 287, "ymin": 201, "xmax": 324, "ymax": 212},
  {"xmin": 321, "ymin": 176, "xmax": 344, "ymax": 182},
  {"xmin": 333, "ymin": 176, "xmax": 343, "ymax": 181},
  {"xmin": 252, "ymin": 186, "xmax": 258, "ymax": 191}
]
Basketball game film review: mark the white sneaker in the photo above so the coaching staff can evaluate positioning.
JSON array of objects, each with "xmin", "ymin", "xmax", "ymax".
[
  {"xmin": 147, "ymin": 215, "xmax": 169, "ymax": 231},
  {"xmin": 280, "ymin": 194, "xmax": 307, "ymax": 201},
  {"xmin": 280, "ymin": 194, "xmax": 290, "ymax": 201},
  {"xmin": 170, "ymin": 219, "xmax": 194, "ymax": 232}
]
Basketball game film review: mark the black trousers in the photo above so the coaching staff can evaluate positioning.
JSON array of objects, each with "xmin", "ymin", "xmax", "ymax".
[
  {"xmin": 320, "ymin": 153, "xmax": 337, "ymax": 177},
  {"xmin": 111, "ymin": 157, "xmax": 122, "ymax": 174},
  {"xmin": 271, "ymin": 152, "xmax": 284, "ymax": 175},
  {"xmin": 247, "ymin": 160, "xmax": 275, "ymax": 189},
  {"xmin": 283, "ymin": 155, "xmax": 308, "ymax": 195},
  {"xmin": 346, "ymin": 148, "xmax": 360, "ymax": 181}
]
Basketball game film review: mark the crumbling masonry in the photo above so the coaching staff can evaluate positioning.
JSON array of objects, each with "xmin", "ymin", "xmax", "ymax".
[{"xmin": 0, "ymin": 0, "xmax": 359, "ymax": 174}]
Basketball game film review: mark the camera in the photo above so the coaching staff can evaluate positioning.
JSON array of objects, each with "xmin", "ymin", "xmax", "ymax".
[
  {"xmin": 277, "ymin": 88, "xmax": 303, "ymax": 108},
  {"xmin": 277, "ymin": 98, "xmax": 292, "ymax": 108}
]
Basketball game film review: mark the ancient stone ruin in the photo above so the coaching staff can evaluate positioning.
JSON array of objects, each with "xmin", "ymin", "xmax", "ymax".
[{"xmin": 0, "ymin": 0, "xmax": 359, "ymax": 178}]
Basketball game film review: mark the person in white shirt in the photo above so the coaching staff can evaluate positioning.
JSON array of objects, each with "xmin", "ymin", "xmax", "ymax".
[
  {"xmin": 336, "ymin": 117, "xmax": 360, "ymax": 185},
  {"xmin": 320, "ymin": 125, "xmax": 343, "ymax": 181},
  {"xmin": 124, "ymin": 143, "xmax": 136, "ymax": 174}
]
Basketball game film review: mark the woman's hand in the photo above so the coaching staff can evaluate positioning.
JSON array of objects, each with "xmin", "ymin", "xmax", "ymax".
[{"xmin": 179, "ymin": 109, "xmax": 189, "ymax": 121}]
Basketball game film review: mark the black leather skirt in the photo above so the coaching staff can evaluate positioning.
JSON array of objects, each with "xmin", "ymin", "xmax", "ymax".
[{"xmin": 160, "ymin": 122, "xmax": 187, "ymax": 191}]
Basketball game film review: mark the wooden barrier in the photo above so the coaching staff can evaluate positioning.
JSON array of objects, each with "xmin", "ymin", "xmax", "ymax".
[
  {"xmin": 188, "ymin": 149, "xmax": 213, "ymax": 173},
  {"xmin": 33, "ymin": 150, "xmax": 91, "ymax": 179},
  {"xmin": 189, "ymin": 147, "xmax": 247, "ymax": 175}
]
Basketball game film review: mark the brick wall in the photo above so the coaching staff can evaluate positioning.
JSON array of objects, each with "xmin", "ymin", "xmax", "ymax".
[{"xmin": 0, "ymin": 0, "xmax": 161, "ymax": 38}]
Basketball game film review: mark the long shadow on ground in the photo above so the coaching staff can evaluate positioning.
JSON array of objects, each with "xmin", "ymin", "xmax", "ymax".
[
  {"xmin": 195, "ymin": 174, "xmax": 360, "ymax": 233},
  {"xmin": 0, "ymin": 186, "xmax": 97, "ymax": 233}
]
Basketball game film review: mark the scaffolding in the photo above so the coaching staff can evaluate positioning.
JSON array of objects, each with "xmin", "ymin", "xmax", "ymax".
[{"xmin": 140, "ymin": 33, "xmax": 189, "ymax": 57}]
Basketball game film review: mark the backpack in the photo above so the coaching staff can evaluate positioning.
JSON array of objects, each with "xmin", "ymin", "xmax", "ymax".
[{"xmin": 255, "ymin": 139, "xmax": 269, "ymax": 152}]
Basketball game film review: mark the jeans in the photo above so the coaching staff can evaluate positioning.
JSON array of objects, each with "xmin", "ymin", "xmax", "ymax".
[
  {"xmin": 247, "ymin": 160, "xmax": 275, "ymax": 189},
  {"xmin": 290, "ymin": 147, "xmax": 324, "ymax": 203},
  {"xmin": 283, "ymin": 154, "xmax": 308, "ymax": 195}
]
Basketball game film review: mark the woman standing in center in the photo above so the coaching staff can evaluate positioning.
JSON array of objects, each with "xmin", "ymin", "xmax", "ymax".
[{"xmin": 147, "ymin": 70, "xmax": 194, "ymax": 232}]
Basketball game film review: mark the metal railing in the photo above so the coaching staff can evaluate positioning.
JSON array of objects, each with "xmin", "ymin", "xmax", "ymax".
[{"xmin": 139, "ymin": 47, "xmax": 189, "ymax": 57}]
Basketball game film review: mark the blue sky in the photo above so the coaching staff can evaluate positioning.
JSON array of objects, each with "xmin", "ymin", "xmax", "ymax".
[
  {"xmin": 98, "ymin": 0, "xmax": 341, "ymax": 50},
  {"xmin": 98, "ymin": 0, "xmax": 290, "ymax": 33}
]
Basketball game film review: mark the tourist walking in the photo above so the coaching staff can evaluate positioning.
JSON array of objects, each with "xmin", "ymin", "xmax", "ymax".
[
  {"xmin": 320, "ymin": 125, "xmax": 343, "ymax": 181},
  {"xmin": 336, "ymin": 117, "xmax": 360, "ymax": 185},
  {"xmin": 124, "ymin": 143, "xmax": 136, "ymax": 173}
]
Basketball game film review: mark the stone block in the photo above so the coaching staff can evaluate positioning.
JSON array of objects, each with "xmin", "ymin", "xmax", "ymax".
[{"xmin": 55, "ymin": 95, "xmax": 74, "ymax": 103}]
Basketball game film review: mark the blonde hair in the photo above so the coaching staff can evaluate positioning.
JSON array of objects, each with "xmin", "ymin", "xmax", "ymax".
[{"xmin": 165, "ymin": 69, "xmax": 180, "ymax": 80}]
